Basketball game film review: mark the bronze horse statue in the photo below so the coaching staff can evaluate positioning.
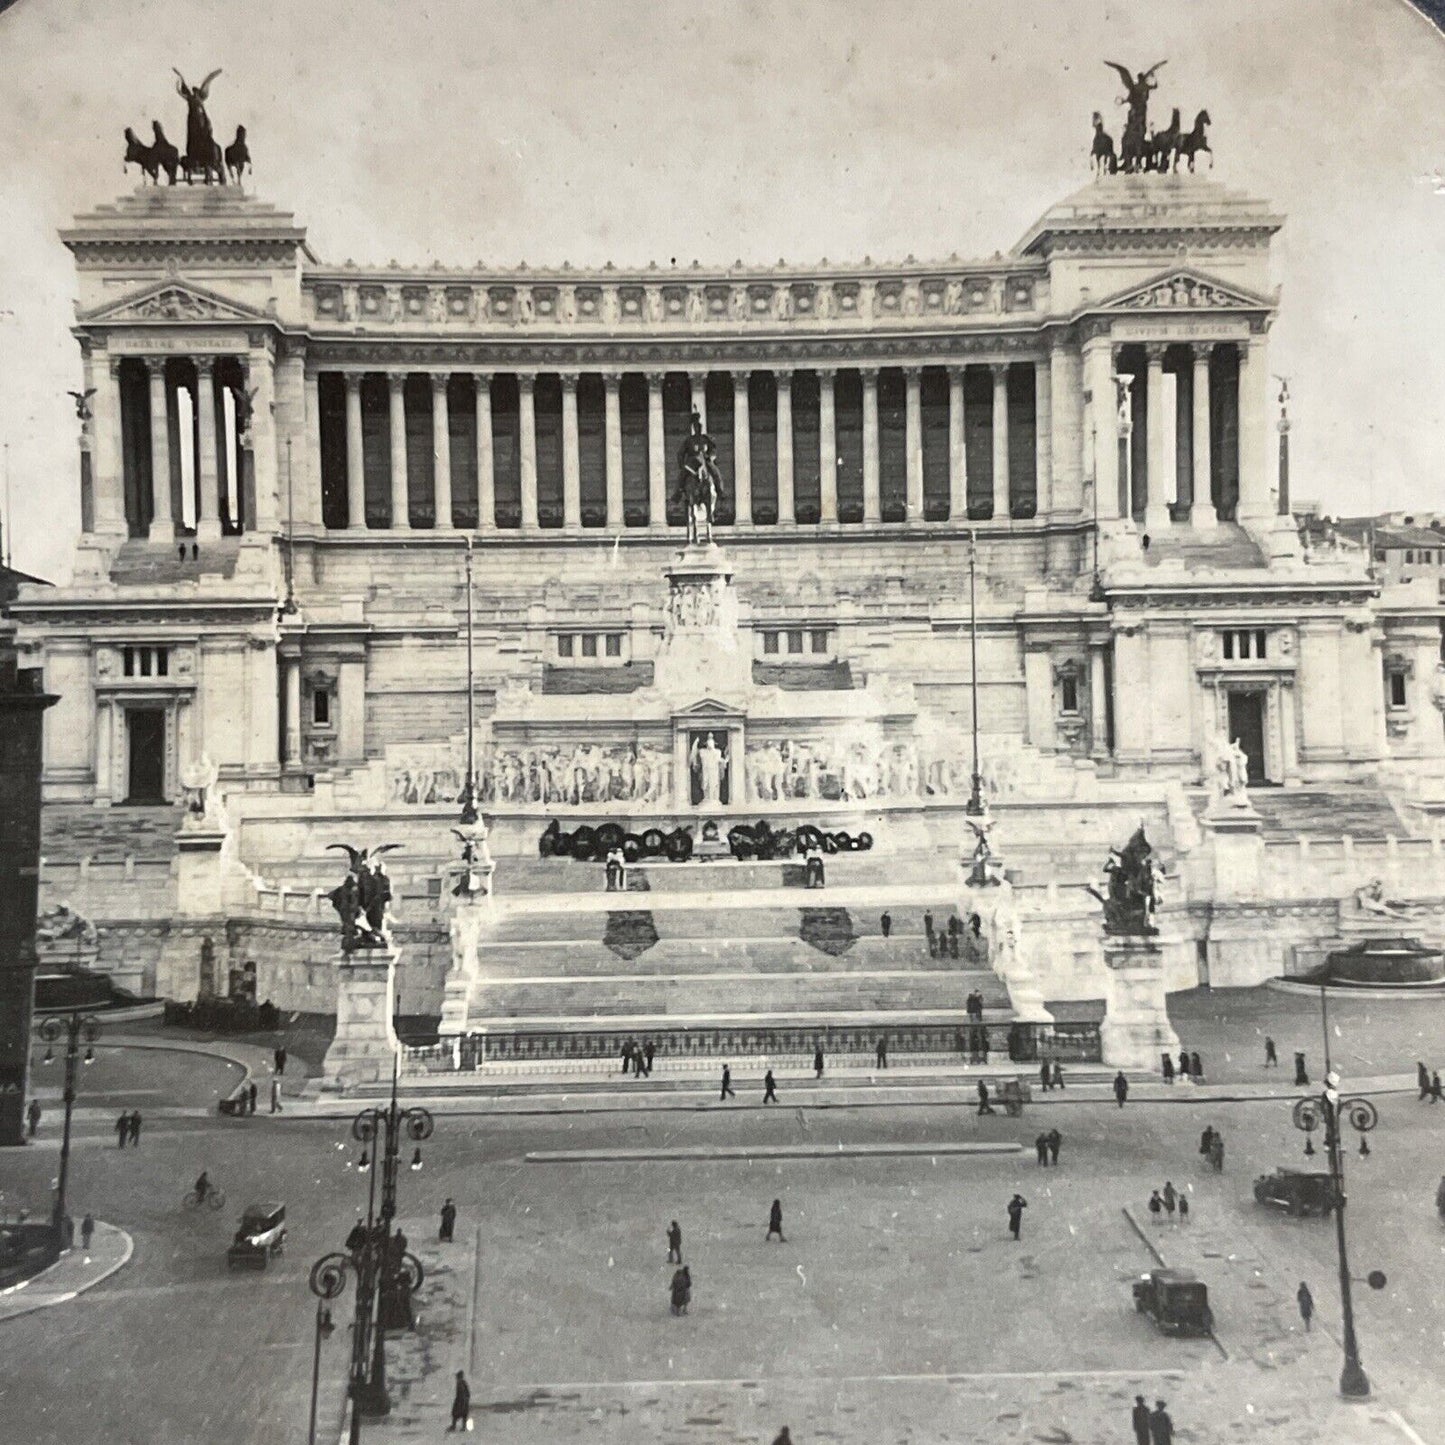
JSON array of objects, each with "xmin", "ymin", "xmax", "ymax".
[
  {"xmin": 1148, "ymin": 108, "xmax": 1182, "ymax": 173},
  {"xmin": 1090, "ymin": 112, "xmax": 1117, "ymax": 176},
  {"xmin": 123, "ymin": 121, "xmax": 180, "ymax": 185},
  {"xmin": 1177, "ymin": 110, "xmax": 1212, "ymax": 171}
]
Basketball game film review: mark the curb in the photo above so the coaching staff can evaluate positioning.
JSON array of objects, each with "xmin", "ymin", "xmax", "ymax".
[{"xmin": 0, "ymin": 1223, "xmax": 134, "ymax": 1325}]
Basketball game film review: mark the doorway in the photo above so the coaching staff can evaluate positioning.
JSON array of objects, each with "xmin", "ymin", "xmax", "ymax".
[
  {"xmin": 1227, "ymin": 691, "xmax": 1267, "ymax": 786},
  {"xmin": 126, "ymin": 709, "xmax": 166, "ymax": 803}
]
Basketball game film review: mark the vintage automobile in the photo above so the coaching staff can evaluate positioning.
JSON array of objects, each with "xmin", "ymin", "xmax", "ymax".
[
  {"xmin": 1252, "ymin": 1167, "xmax": 1337, "ymax": 1218},
  {"xmin": 1132, "ymin": 1268, "xmax": 1214, "ymax": 1336},
  {"xmin": 226, "ymin": 1202, "xmax": 287, "ymax": 1271}
]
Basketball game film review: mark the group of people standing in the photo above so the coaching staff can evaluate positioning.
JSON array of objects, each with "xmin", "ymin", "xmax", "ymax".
[
  {"xmin": 1147, "ymin": 1180, "xmax": 1189, "ymax": 1225},
  {"xmin": 921, "ymin": 909, "xmax": 975, "ymax": 961},
  {"xmin": 620, "ymin": 1038, "xmax": 656, "ymax": 1076},
  {"xmin": 1160, "ymin": 1049, "xmax": 1205, "ymax": 1084},
  {"xmin": 1416, "ymin": 1061, "xmax": 1444, "ymax": 1102},
  {"xmin": 114, "ymin": 1110, "xmax": 143, "ymax": 1147},
  {"xmin": 1033, "ymin": 1129, "xmax": 1062, "ymax": 1166}
]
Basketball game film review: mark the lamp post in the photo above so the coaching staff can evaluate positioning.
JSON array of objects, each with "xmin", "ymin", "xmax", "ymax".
[
  {"xmin": 37, "ymin": 1011, "xmax": 100, "ymax": 1238},
  {"xmin": 305, "ymin": 1292, "xmax": 337, "ymax": 1445}
]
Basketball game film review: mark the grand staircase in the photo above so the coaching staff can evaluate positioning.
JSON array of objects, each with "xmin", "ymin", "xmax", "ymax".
[{"xmin": 1242, "ymin": 787, "xmax": 1412, "ymax": 842}]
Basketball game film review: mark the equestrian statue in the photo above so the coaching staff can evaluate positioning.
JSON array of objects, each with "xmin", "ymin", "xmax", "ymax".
[{"xmin": 675, "ymin": 409, "xmax": 722, "ymax": 545}]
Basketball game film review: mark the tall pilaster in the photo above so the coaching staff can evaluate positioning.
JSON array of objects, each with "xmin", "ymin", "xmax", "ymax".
[
  {"xmin": 818, "ymin": 368, "xmax": 837, "ymax": 525},
  {"xmin": 518, "ymin": 373, "xmax": 539, "ymax": 532},
  {"xmin": 775, "ymin": 369, "xmax": 794, "ymax": 525},
  {"xmin": 861, "ymin": 367, "xmax": 881, "ymax": 525},
  {"xmin": 731, "ymin": 371, "xmax": 752, "ymax": 527},
  {"xmin": 387, "ymin": 372, "xmax": 410, "ymax": 530},
  {"xmin": 1034, "ymin": 356, "xmax": 1053, "ymax": 516},
  {"xmin": 91, "ymin": 352, "xmax": 126, "ymax": 536},
  {"xmin": 1237, "ymin": 334, "xmax": 1271, "ymax": 522},
  {"xmin": 561, "ymin": 373, "xmax": 581, "ymax": 529},
  {"xmin": 195, "ymin": 358, "xmax": 221, "ymax": 542},
  {"xmin": 646, "ymin": 372, "xmax": 667, "ymax": 531},
  {"xmin": 904, "ymin": 365, "xmax": 924, "ymax": 522},
  {"xmin": 305, "ymin": 368, "xmax": 324, "ymax": 528},
  {"xmin": 947, "ymin": 365, "xmax": 966, "ymax": 520},
  {"xmin": 1190, "ymin": 346, "xmax": 1216, "ymax": 529},
  {"xmin": 344, "ymin": 373, "xmax": 366, "ymax": 530},
  {"xmin": 1144, "ymin": 344, "xmax": 1170, "ymax": 534},
  {"xmin": 145, "ymin": 359, "xmax": 174, "ymax": 543},
  {"xmin": 283, "ymin": 657, "xmax": 302, "ymax": 767},
  {"xmin": 1083, "ymin": 336, "xmax": 1118, "ymax": 521},
  {"xmin": 474, "ymin": 373, "xmax": 494, "ymax": 530},
  {"xmin": 247, "ymin": 345, "xmax": 278, "ymax": 533},
  {"xmin": 990, "ymin": 363, "xmax": 1010, "ymax": 522},
  {"xmin": 603, "ymin": 372, "xmax": 623, "ymax": 529},
  {"xmin": 430, "ymin": 373, "xmax": 452, "ymax": 529}
]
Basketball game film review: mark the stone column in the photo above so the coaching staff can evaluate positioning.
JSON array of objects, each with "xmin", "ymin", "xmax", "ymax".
[
  {"xmin": 387, "ymin": 372, "xmax": 410, "ymax": 530},
  {"xmin": 518, "ymin": 373, "xmax": 539, "ymax": 531},
  {"xmin": 990, "ymin": 363, "xmax": 1010, "ymax": 522},
  {"xmin": 689, "ymin": 371, "xmax": 707, "ymax": 430},
  {"xmin": 1190, "ymin": 346, "xmax": 1215, "ymax": 529},
  {"xmin": 145, "ymin": 359, "xmax": 174, "ymax": 543},
  {"xmin": 1083, "ymin": 337, "xmax": 1118, "ymax": 521},
  {"xmin": 474, "ymin": 373, "xmax": 494, "ymax": 530},
  {"xmin": 1050, "ymin": 338, "xmax": 1082, "ymax": 514},
  {"xmin": 731, "ymin": 370, "xmax": 752, "ymax": 526},
  {"xmin": 305, "ymin": 368, "xmax": 323, "ymax": 527},
  {"xmin": 91, "ymin": 351, "xmax": 126, "ymax": 536},
  {"xmin": 603, "ymin": 372, "xmax": 623, "ymax": 528},
  {"xmin": 1088, "ymin": 642, "xmax": 1109, "ymax": 757},
  {"xmin": 818, "ymin": 368, "xmax": 838, "ymax": 524},
  {"xmin": 431, "ymin": 373, "xmax": 453, "ymax": 529},
  {"xmin": 946, "ymin": 366, "xmax": 967, "ymax": 520},
  {"xmin": 861, "ymin": 367, "xmax": 881, "ymax": 524},
  {"xmin": 1237, "ymin": 335, "xmax": 1271, "ymax": 522},
  {"xmin": 561, "ymin": 373, "xmax": 581, "ymax": 529},
  {"xmin": 195, "ymin": 358, "xmax": 221, "ymax": 542},
  {"xmin": 1144, "ymin": 344, "xmax": 1170, "ymax": 534},
  {"xmin": 344, "ymin": 373, "xmax": 366, "ymax": 530},
  {"xmin": 246, "ymin": 347, "xmax": 278, "ymax": 534},
  {"xmin": 775, "ymin": 369, "xmax": 794, "ymax": 525},
  {"xmin": 1034, "ymin": 357, "xmax": 1053, "ymax": 516},
  {"xmin": 904, "ymin": 365, "xmax": 924, "ymax": 522},
  {"xmin": 647, "ymin": 372, "xmax": 667, "ymax": 531},
  {"xmin": 283, "ymin": 656, "xmax": 302, "ymax": 766}
]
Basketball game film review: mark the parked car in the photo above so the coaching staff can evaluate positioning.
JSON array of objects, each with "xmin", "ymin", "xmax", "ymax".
[
  {"xmin": 1132, "ymin": 1268, "xmax": 1214, "ymax": 1336},
  {"xmin": 1252, "ymin": 1167, "xmax": 1336, "ymax": 1218},
  {"xmin": 226, "ymin": 1202, "xmax": 286, "ymax": 1271}
]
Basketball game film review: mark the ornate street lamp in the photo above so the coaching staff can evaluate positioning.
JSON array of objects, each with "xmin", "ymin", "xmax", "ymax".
[{"xmin": 37, "ymin": 1011, "xmax": 101, "ymax": 1238}]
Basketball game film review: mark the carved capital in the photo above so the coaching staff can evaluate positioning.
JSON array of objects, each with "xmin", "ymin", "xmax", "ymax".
[
  {"xmin": 559, "ymin": 372, "xmax": 579, "ymax": 394},
  {"xmin": 343, "ymin": 370, "xmax": 362, "ymax": 394},
  {"xmin": 1144, "ymin": 342, "xmax": 1168, "ymax": 365},
  {"xmin": 515, "ymin": 372, "xmax": 535, "ymax": 394},
  {"xmin": 430, "ymin": 372, "xmax": 449, "ymax": 394},
  {"xmin": 473, "ymin": 371, "xmax": 492, "ymax": 390},
  {"xmin": 194, "ymin": 356, "xmax": 216, "ymax": 378},
  {"xmin": 728, "ymin": 369, "xmax": 750, "ymax": 387},
  {"xmin": 601, "ymin": 370, "xmax": 622, "ymax": 393},
  {"xmin": 645, "ymin": 370, "xmax": 667, "ymax": 388}
]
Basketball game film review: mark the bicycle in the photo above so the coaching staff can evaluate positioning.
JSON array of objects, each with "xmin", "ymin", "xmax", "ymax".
[{"xmin": 183, "ymin": 1186, "xmax": 226, "ymax": 1211}]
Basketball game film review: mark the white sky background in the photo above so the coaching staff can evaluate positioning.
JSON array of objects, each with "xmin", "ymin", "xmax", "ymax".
[{"xmin": 0, "ymin": 0, "xmax": 1442, "ymax": 581}]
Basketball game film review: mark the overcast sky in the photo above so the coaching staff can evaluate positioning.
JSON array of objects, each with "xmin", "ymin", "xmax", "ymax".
[{"xmin": 1, "ymin": 0, "xmax": 1442, "ymax": 580}]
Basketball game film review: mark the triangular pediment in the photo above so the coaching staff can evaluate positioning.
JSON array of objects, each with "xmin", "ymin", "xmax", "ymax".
[
  {"xmin": 675, "ymin": 696, "xmax": 743, "ymax": 719},
  {"xmin": 1092, "ymin": 268, "xmax": 1271, "ymax": 315},
  {"xmin": 81, "ymin": 279, "xmax": 269, "ymax": 326}
]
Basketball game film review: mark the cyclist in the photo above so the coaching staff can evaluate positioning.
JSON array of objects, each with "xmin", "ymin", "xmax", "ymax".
[{"xmin": 194, "ymin": 1170, "xmax": 212, "ymax": 1205}]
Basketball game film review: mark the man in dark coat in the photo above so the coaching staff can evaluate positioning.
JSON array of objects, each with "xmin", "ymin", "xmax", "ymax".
[
  {"xmin": 247, "ymin": 1082, "xmax": 258, "ymax": 1114},
  {"xmin": 1131, "ymin": 1395, "xmax": 1152, "ymax": 1445},
  {"xmin": 767, "ymin": 1199, "xmax": 786, "ymax": 1243},
  {"xmin": 449, "ymin": 1371, "xmax": 470, "ymax": 1431},
  {"xmin": 1006, "ymin": 1193, "xmax": 1027, "ymax": 1241},
  {"xmin": 1148, "ymin": 1400, "xmax": 1174, "ymax": 1444},
  {"xmin": 1039, "ymin": 1060, "xmax": 1051, "ymax": 1091},
  {"xmin": 1046, "ymin": 1128, "xmax": 1061, "ymax": 1166},
  {"xmin": 26, "ymin": 1099, "xmax": 40, "ymax": 1138},
  {"xmin": 666, "ymin": 1220, "xmax": 682, "ymax": 1263},
  {"xmin": 115, "ymin": 1112, "xmax": 129, "ymax": 1149},
  {"xmin": 643, "ymin": 1039, "xmax": 655, "ymax": 1077},
  {"xmin": 1035, "ymin": 1133, "xmax": 1049, "ymax": 1166},
  {"xmin": 1294, "ymin": 1051, "xmax": 1309, "ymax": 1085},
  {"xmin": 1113, "ymin": 1072, "xmax": 1129, "ymax": 1107},
  {"xmin": 976, "ymin": 1080, "xmax": 994, "ymax": 1115},
  {"xmin": 1161, "ymin": 1052, "xmax": 1174, "ymax": 1084},
  {"xmin": 1297, "ymin": 1281, "xmax": 1313, "ymax": 1331},
  {"xmin": 720, "ymin": 1064, "xmax": 736, "ymax": 1100},
  {"xmin": 128, "ymin": 1110, "xmax": 142, "ymax": 1145},
  {"xmin": 813, "ymin": 1046, "xmax": 824, "ymax": 1079},
  {"xmin": 763, "ymin": 1070, "xmax": 778, "ymax": 1104},
  {"xmin": 439, "ymin": 1198, "xmax": 457, "ymax": 1242},
  {"xmin": 880, "ymin": 911, "xmax": 891, "ymax": 939},
  {"xmin": 923, "ymin": 910, "xmax": 935, "ymax": 955},
  {"xmin": 876, "ymin": 1037, "xmax": 888, "ymax": 1070},
  {"xmin": 274, "ymin": 1045, "xmax": 287, "ymax": 1075}
]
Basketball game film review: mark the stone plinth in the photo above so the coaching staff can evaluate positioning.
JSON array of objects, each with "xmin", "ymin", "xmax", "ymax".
[
  {"xmin": 653, "ymin": 542, "xmax": 749, "ymax": 699},
  {"xmin": 439, "ymin": 896, "xmax": 492, "ymax": 1036},
  {"xmin": 175, "ymin": 828, "xmax": 228, "ymax": 916},
  {"xmin": 322, "ymin": 947, "xmax": 400, "ymax": 1090},
  {"xmin": 1201, "ymin": 800, "xmax": 1264, "ymax": 900},
  {"xmin": 1099, "ymin": 933, "xmax": 1180, "ymax": 1069}
]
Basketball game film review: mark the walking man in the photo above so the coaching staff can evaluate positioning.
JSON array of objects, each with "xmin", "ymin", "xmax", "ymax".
[
  {"xmin": 923, "ymin": 909, "xmax": 935, "ymax": 956},
  {"xmin": 115, "ymin": 1112, "xmax": 129, "ymax": 1149},
  {"xmin": 449, "ymin": 1371, "xmax": 470, "ymax": 1431},
  {"xmin": 763, "ymin": 1070, "xmax": 778, "ymax": 1105},
  {"xmin": 247, "ymin": 1081, "xmax": 258, "ymax": 1115},
  {"xmin": 1148, "ymin": 1189, "xmax": 1163, "ymax": 1225},
  {"xmin": 880, "ymin": 910, "xmax": 891, "ymax": 939},
  {"xmin": 1050, "ymin": 1061, "xmax": 1064, "ymax": 1091},
  {"xmin": 1264, "ymin": 1036, "xmax": 1278, "ymax": 1068},
  {"xmin": 1297, "ymin": 1281, "xmax": 1313, "ymax": 1332},
  {"xmin": 26, "ymin": 1098, "xmax": 40, "ymax": 1139},
  {"xmin": 621, "ymin": 1040, "xmax": 633, "ymax": 1075},
  {"xmin": 1162, "ymin": 1181, "xmax": 1177, "ymax": 1222},
  {"xmin": 1190, "ymin": 1051, "xmax": 1203, "ymax": 1081},
  {"xmin": 1046, "ymin": 1128, "xmax": 1061, "ymax": 1166},
  {"xmin": 766, "ymin": 1198, "xmax": 786, "ymax": 1243},
  {"xmin": 1113, "ymin": 1071, "xmax": 1129, "ymax": 1107},
  {"xmin": 1177, "ymin": 1050, "xmax": 1190, "ymax": 1081},
  {"xmin": 1131, "ymin": 1394, "xmax": 1152, "ymax": 1445},
  {"xmin": 1294, "ymin": 1051, "xmax": 1309, "ymax": 1086},
  {"xmin": 976, "ymin": 1080, "xmax": 994, "ymax": 1115},
  {"xmin": 813, "ymin": 1045, "xmax": 824, "ymax": 1079},
  {"xmin": 81, "ymin": 1213, "xmax": 95, "ymax": 1252},
  {"xmin": 1419, "ymin": 1062, "xmax": 1431, "ymax": 1101},
  {"xmin": 720, "ymin": 1064, "xmax": 736, "ymax": 1101},
  {"xmin": 1161, "ymin": 1052, "xmax": 1174, "ymax": 1084},
  {"xmin": 1039, "ymin": 1059, "xmax": 1051, "ymax": 1092},
  {"xmin": 644, "ymin": 1039, "xmax": 655, "ymax": 1077},
  {"xmin": 439, "ymin": 1198, "xmax": 457, "ymax": 1242},
  {"xmin": 1148, "ymin": 1400, "xmax": 1174, "ymax": 1445},
  {"xmin": 1006, "ymin": 1193, "xmax": 1027, "ymax": 1241},
  {"xmin": 1431, "ymin": 1070, "xmax": 1443, "ymax": 1104},
  {"xmin": 666, "ymin": 1219, "xmax": 683, "ymax": 1263},
  {"xmin": 876, "ymin": 1037, "xmax": 888, "ymax": 1070},
  {"xmin": 1178, "ymin": 1194, "xmax": 1189, "ymax": 1224},
  {"xmin": 127, "ymin": 1111, "xmax": 142, "ymax": 1147},
  {"xmin": 1035, "ymin": 1133, "xmax": 1049, "ymax": 1166},
  {"xmin": 274, "ymin": 1045, "xmax": 287, "ymax": 1076}
]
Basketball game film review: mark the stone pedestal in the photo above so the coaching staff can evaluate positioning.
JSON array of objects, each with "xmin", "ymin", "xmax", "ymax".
[
  {"xmin": 322, "ymin": 947, "xmax": 400, "ymax": 1090},
  {"xmin": 1201, "ymin": 799, "xmax": 1265, "ymax": 900},
  {"xmin": 439, "ymin": 899, "xmax": 490, "ymax": 1036},
  {"xmin": 653, "ymin": 543, "xmax": 749, "ymax": 698},
  {"xmin": 156, "ymin": 828, "xmax": 230, "ymax": 1001},
  {"xmin": 1100, "ymin": 934, "xmax": 1180, "ymax": 1069}
]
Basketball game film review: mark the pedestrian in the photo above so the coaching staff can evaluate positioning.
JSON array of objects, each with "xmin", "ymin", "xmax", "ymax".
[
  {"xmin": 1161, "ymin": 1052, "xmax": 1174, "ymax": 1084},
  {"xmin": 1190, "ymin": 1051, "xmax": 1203, "ymax": 1081},
  {"xmin": 813, "ymin": 1045, "xmax": 824, "ymax": 1079},
  {"xmin": 1294, "ymin": 1051, "xmax": 1309, "ymax": 1086},
  {"xmin": 976, "ymin": 1080, "xmax": 994, "ymax": 1115},
  {"xmin": 880, "ymin": 910, "xmax": 891, "ymax": 939},
  {"xmin": 1148, "ymin": 1400, "xmax": 1174, "ymax": 1445},
  {"xmin": 1046, "ymin": 1128, "xmax": 1061, "ymax": 1166},
  {"xmin": 1209, "ymin": 1135, "xmax": 1224, "ymax": 1172},
  {"xmin": 666, "ymin": 1219, "xmax": 682, "ymax": 1263},
  {"xmin": 247, "ymin": 1081, "xmax": 258, "ymax": 1114},
  {"xmin": 1296, "ymin": 1280, "xmax": 1314, "ymax": 1331},
  {"xmin": 763, "ymin": 1070, "xmax": 778, "ymax": 1105},
  {"xmin": 948, "ymin": 924, "xmax": 959, "ymax": 961},
  {"xmin": 1264, "ymin": 1036, "xmax": 1278, "ymax": 1068},
  {"xmin": 270, "ymin": 1076, "xmax": 282, "ymax": 1113},
  {"xmin": 621, "ymin": 1040, "xmax": 633, "ymax": 1075},
  {"xmin": 1162, "ymin": 1180, "xmax": 1177, "ymax": 1221},
  {"xmin": 1039, "ymin": 1059, "xmax": 1051, "ymax": 1091},
  {"xmin": 923, "ymin": 909, "xmax": 935, "ymax": 956},
  {"xmin": 1178, "ymin": 1194, "xmax": 1189, "ymax": 1224},
  {"xmin": 1431, "ymin": 1071, "xmax": 1443, "ymax": 1104},
  {"xmin": 115, "ymin": 1112, "xmax": 129, "ymax": 1149},
  {"xmin": 1177, "ymin": 1050, "xmax": 1190, "ymax": 1081},
  {"xmin": 1035, "ymin": 1133, "xmax": 1049, "ymax": 1166},
  {"xmin": 644, "ymin": 1039, "xmax": 655, "ymax": 1077},
  {"xmin": 274, "ymin": 1045, "xmax": 287, "ymax": 1076},
  {"xmin": 720, "ymin": 1064, "xmax": 736, "ymax": 1101},
  {"xmin": 449, "ymin": 1370, "xmax": 470, "ymax": 1431},
  {"xmin": 1006, "ymin": 1193, "xmax": 1027, "ymax": 1241},
  {"xmin": 1418, "ymin": 1062, "xmax": 1431, "ymax": 1100},
  {"xmin": 1131, "ymin": 1394, "xmax": 1152, "ymax": 1445},
  {"xmin": 81, "ymin": 1212, "xmax": 95, "ymax": 1251},
  {"xmin": 1199, "ymin": 1125, "xmax": 1215, "ymax": 1157},
  {"xmin": 1148, "ymin": 1190, "xmax": 1163, "ymax": 1224},
  {"xmin": 1113, "ymin": 1071, "xmax": 1128, "ymax": 1107},
  {"xmin": 767, "ymin": 1198, "xmax": 786, "ymax": 1243},
  {"xmin": 876, "ymin": 1037, "xmax": 888, "ymax": 1070},
  {"xmin": 1050, "ymin": 1061, "xmax": 1063, "ymax": 1090},
  {"xmin": 127, "ymin": 1111, "xmax": 142, "ymax": 1146},
  {"xmin": 439, "ymin": 1198, "xmax": 457, "ymax": 1242},
  {"xmin": 772, "ymin": 1430, "xmax": 793, "ymax": 1445},
  {"xmin": 26, "ymin": 1098, "xmax": 40, "ymax": 1139},
  {"xmin": 670, "ymin": 1265, "xmax": 690, "ymax": 1315}
]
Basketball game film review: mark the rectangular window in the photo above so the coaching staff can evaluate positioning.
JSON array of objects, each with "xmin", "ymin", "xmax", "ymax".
[
  {"xmin": 313, "ymin": 689, "xmax": 331, "ymax": 726},
  {"xmin": 1255, "ymin": 630, "xmax": 1267, "ymax": 659},
  {"xmin": 123, "ymin": 646, "xmax": 135, "ymax": 677},
  {"xmin": 605, "ymin": 633, "xmax": 622, "ymax": 658},
  {"xmin": 787, "ymin": 630, "xmax": 804, "ymax": 655},
  {"xmin": 1406, "ymin": 551, "xmax": 1415, "ymax": 565},
  {"xmin": 1060, "ymin": 674, "xmax": 1079, "ymax": 714},
  {"xmin": 156, "ymin": 649, "xmax": 169, "ymax": 677},
  {"xmin": 139, "ymin": 648, "xmax": 153, "ymax": 677},
  {"xmin": 763, "ymin": 632, "xmax": 779, "ymax": 655},
  {"xmin": 557, "ymin": 634, "xmax": 574, "ymax": 658},
  {"xmin": 810, "ymin": 630, "xmax": 829, "ymax": 654},
  {"xmin": 581, "ymin": 634, "xmax": 598, "ymax": 658},
  {"xmin": 1222, "ymin": 632, "xmax": 1234, "ymax": 661},
  {"xmin": 1389, "ymin": 672, "xmax": 1408, "ymax": 708}
]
